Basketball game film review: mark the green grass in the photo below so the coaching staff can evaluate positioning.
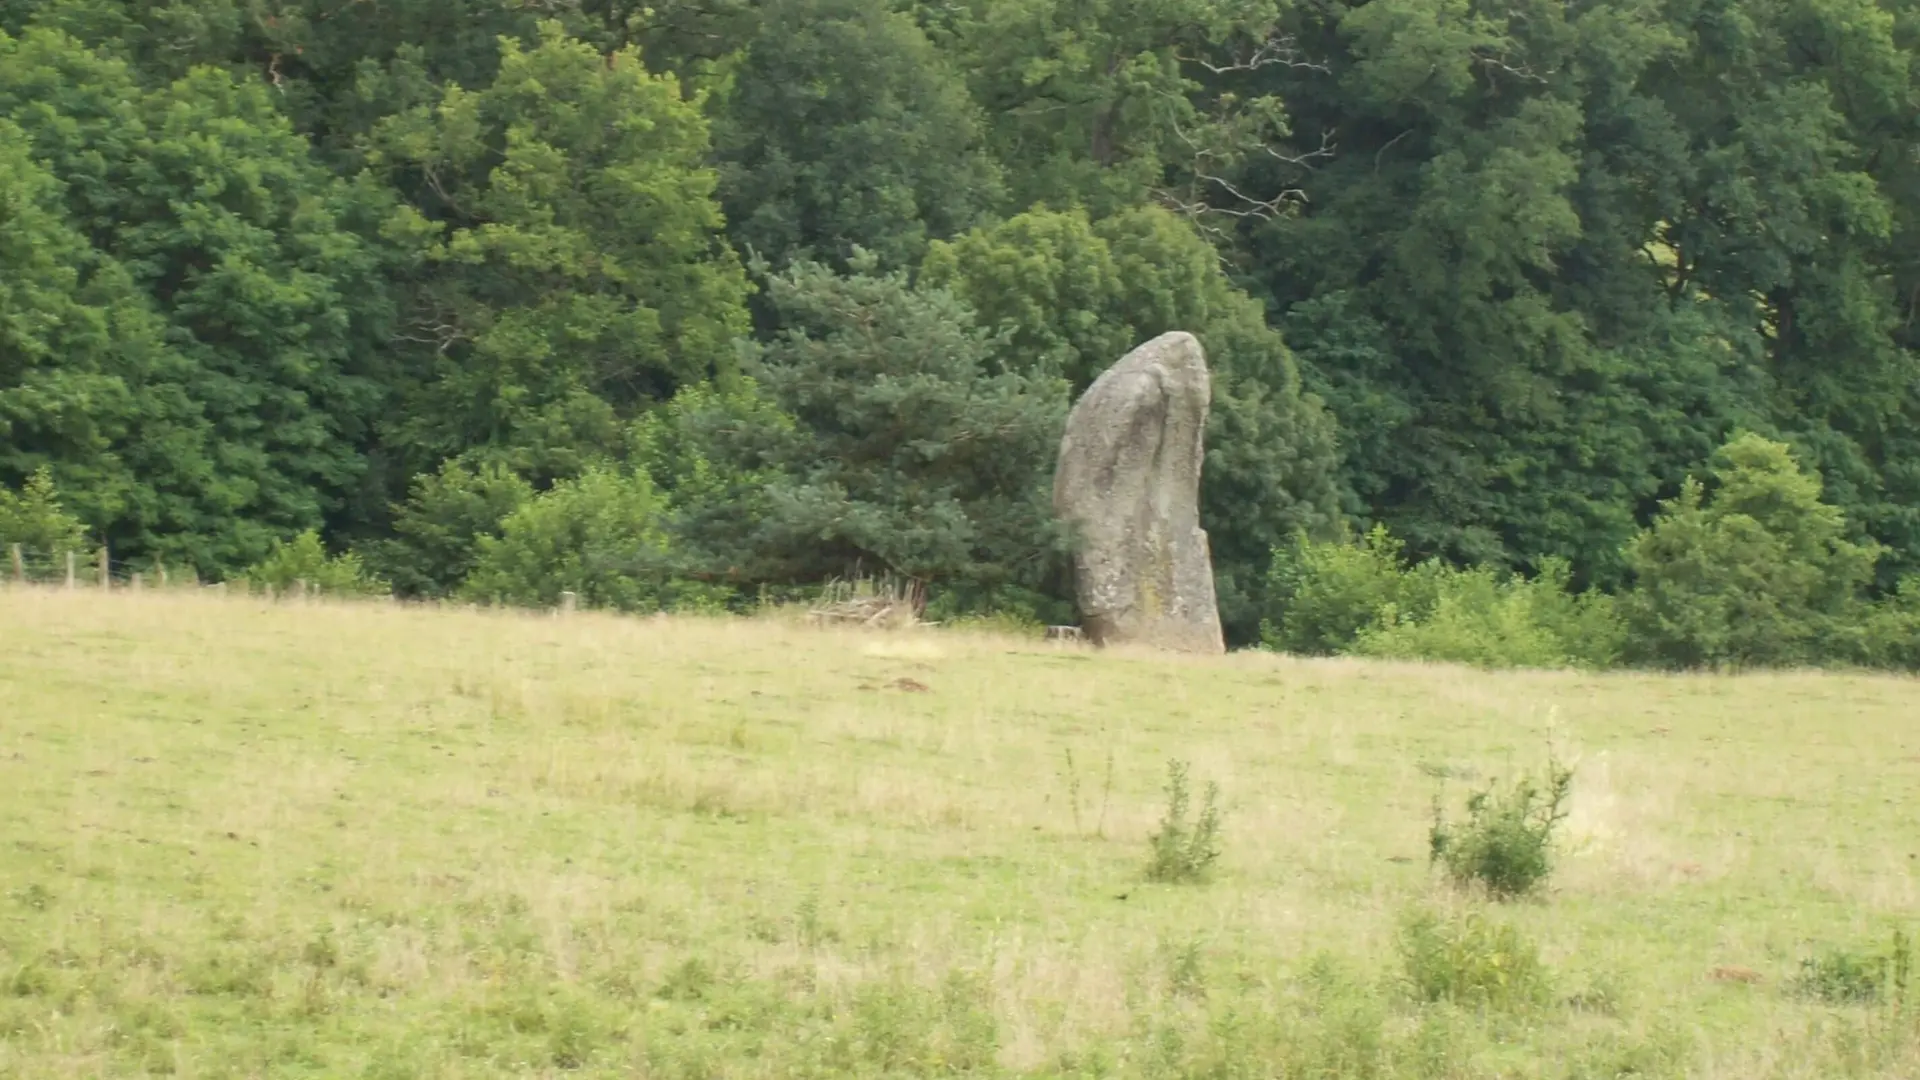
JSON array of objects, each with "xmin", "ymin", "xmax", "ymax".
[{"xmin": 1, "ymin": 587, "xmax": 1917, "ymax": 1077}]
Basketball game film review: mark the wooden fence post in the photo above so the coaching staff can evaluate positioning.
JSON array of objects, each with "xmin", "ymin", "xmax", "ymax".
[
  {"xmin": 9, "ymin": 544, "xmax": 22, "ymax": 585},
  {"xmin": 131, "ymin": 572, "xmax": 143, "ymax": 591},
  {"xmin": 66, "ymin": 551, "xmax": 76, "ymax": 590},
  {"xmin": 98, "ymin": 546, "xmax": 110, "ymax": 591},
  {"xmin": 560, "ymin": 591, "xmax": 578, "ymax": 614},
  {"xmin": 157, "ymin": 555, "xmax": 168, "ymax": 588}
]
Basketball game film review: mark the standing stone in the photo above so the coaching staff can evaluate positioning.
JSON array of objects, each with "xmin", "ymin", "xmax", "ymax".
[{"xmin": 1053, "ymin": 331, "xmax": 1225, "ymax": 653}]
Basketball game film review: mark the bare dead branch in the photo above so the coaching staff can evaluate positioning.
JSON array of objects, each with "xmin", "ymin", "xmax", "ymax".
[
  {"xmin": 1179, "ymin": 31, "xmax": 1330, "ymax": 75},
  {"xmin": 1470, "ymin": 49, "xmax": 1548, "ymax": 84}
]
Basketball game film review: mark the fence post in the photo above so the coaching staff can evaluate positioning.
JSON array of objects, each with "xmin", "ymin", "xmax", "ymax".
[
  {"xmin": 560, "ymin": 591, "xmax": 578, "ymax": 614},
  {"xmin": 296, "ymin": 579, "xmax": 308, "ymax": 601},
  {"xmin": 98, "ymin": 546, "xmax": 110, "ymax": 591},
  {"xmin": 66, "ymin": 551, "xmax": 76, "ymax": 590},
  {"xmin": 131, "ymin": 572, "xmax": 143, "ymax": 591},
  {"xmin": 157, "ymin": 555, "xmax": 168, "ymax": 588},
  {"xmin": 8, "ymin": 544, "xmax": 21, "ymax": 585}
]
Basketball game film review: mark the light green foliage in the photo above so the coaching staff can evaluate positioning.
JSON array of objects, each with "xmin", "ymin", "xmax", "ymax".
[
  {"xmin": 1861, "ymin": 578, "xmax": 1920, "ymax": 671},
  {"xmin": 715, "ymin": 0, "xmax": 1002, "ymax": 271},
  {"xmin": 1262, "ymin": 524, "xmax": 1415, "ymax": 656},
  {"xmin": 245, "ymin": 530, "xmax": 388, "ymax": 597},
  {"xmin": 0, "ymin": 467, "xmax": 90, "ymax": 554},
  {"xmin": 1144, "ymin": 759, "xmax": 1224, "ymax": 884},
  {"xmin": 1353, "ymin": 559, "xmax": 1624, "ymax": 670},
  {"xmin": 1429, "ymin": 756, "xmax": 1574, "ymax": 899},
  {"xmin": 1622, "ymin": 433, "xmax": 1882, "ymax": 670},
  {"xmin": 1399, "ymin": 908, "xmax": 1551, "ymax": 1009},
  {"xmin": 359, "ymin": 460, "xmax": 534, "ymax": 599},
  {"xmin": 1264, "ymin": 526, "xmax": 1623, "ymax": 669},
  {"xmin": 368, "ymin": 22, "xmax": 749, "ymax": 482},
  {"xmin": 462, "ymin": 467, "xmax": 728, "ymax": 613}
]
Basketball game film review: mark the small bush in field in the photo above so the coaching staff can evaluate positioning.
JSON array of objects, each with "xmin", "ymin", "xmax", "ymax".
[
  {"xmin": 1145, "ymin": 759, "xmax": 1223, "ymax": 884},
  {"xmin": 1792, "ymin": 929, "xmax": 1912, "ymax": 1006},
  {"xmin": 246, "ymin": 530, "xmax": 388, "ymax": 597},
  {"xmin": 1429, "ymin": 756, "xmax": 1573, "ymax": 899},
  {"xmin": 1399, "ymin": 907, "xmax": 1550, "ymax": 1009}
]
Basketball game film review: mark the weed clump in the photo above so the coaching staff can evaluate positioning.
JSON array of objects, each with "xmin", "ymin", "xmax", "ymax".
[
  {"xmin": 1429, "ymin": 756, "xmax": 1573, "ymax": 899},
  {"xmin": 1145, "ymin": 759, "xmax": 1223, "ymax": 884},
  {"xmin": 1792, "ymin": 929, "xmax": 1912, "ymax": 1006},
  {"xmin": 1399, "ymin": 907, "xmax": 1550, "ymax": 1010}
]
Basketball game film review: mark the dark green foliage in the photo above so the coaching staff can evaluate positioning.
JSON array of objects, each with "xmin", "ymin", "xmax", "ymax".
[
  {"xmin": 714, "ymin": 256, "xmax": 1070, "ymax": 599},
  {"xmin": 3, "ymin": 0, "xmax": 1920, "ymax": 658},
  {"xmin": 1, "ymin": 27, "xmax": 392, "ymax": 572},
  {"xmin": 358, "ymin": 461, "xmax": 533, "ymax": 600},
  {"xmin": 714, "ymin": 0, "xmax": 1002, "ymax": 272},
  {"xmin": 1429, "ymin": 757, "xmax": 1573, "ymax": 900},
  {"xmin": 1792, "ymin": 929, "xmax": 1911, "ymax": 1007},
  {"xmin": 1145, "ymin": 760, "xmax": 1223, "ymax": 884}
]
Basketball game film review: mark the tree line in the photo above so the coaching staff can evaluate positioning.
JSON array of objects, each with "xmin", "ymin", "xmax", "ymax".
[{"xmin": 2, "ymin": 0, "xmax": 1917, "ymax": 663}]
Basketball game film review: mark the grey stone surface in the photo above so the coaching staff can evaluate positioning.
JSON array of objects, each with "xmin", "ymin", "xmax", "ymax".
[{"xmin": 1052, "ymin": 331, "xmax": 1225, "ymax": 654}]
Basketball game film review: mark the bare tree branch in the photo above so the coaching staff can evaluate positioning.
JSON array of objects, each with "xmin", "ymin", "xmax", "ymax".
[
  {"xmin": 1179, "ymin": 31, "xmax": 1329, "ymax": 76},
  {"xmin": 1470, "ymin": 48, "xmax": 1547, "ymax": 84}
]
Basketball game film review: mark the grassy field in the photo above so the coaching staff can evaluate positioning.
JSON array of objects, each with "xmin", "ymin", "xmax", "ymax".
[{"xmin": 1, "ymin": 588, "xmax": 1917, "ymax": 1078}]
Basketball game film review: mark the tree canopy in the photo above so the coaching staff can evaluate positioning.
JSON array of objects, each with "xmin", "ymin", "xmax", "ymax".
[{"xmin": 2, "ymin": 0, "xmax": 1918, "ymax": 658}]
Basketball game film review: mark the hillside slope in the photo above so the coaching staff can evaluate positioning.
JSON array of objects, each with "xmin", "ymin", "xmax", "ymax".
[{"xmin": 2, "ymin": 589, "xmax": 1917, "ymax": 1077}]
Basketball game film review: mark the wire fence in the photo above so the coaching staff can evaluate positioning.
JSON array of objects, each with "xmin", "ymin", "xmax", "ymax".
[
  {"xmin": 2, "ymin": 543, "xmax": 524, "ymax": 606},
  {"xmin": 6, "ymin": 543, "xmax": 262, "ymax": 595}
]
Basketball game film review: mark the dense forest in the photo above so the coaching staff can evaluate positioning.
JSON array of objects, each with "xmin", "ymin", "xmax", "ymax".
[{"xmin": 2, "ymin": 0, "xmax": 1918, "ymax": 663}]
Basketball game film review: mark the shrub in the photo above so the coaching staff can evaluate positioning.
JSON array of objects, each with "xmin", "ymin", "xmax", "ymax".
[
  {"xmin": 1264, "ymin": 529, "xmax": 1624, "ymax": 669},
  {"xmin": 0, "ymin": 467, "xmax": 90, "ymax": 555},
  {"xmin": 361, "ymin": 460, "xmax": 534, "ymax": 599},
  {"xmin": 461, "ymin": 468, "xmax": 732, "ymax": 613},
  {"xmin": 1792, "ymin": 929, "xmax": 1912, "ymax": 1006},
  {"xmin": 1263, "ymin": 524, "xmax": 1412, "ymax": 655},
  {"xmin": 1353, "ymin": 558, "xmax": 1624, "ymax": 670},
  {"xmin": 1145, "ymin": 759, "xmax": 1224, "ymax": 884},
  {"xmin": 1621, "ymin": 432, "xmax": 1880, "ymax": 670},
  {"xmin": 1860, "ymin": 576, "xmax": 1920, "ymax": 671},
  {"xmin": 1399, "ymin": 907, "xmax": 1550, "ymax": 1010},
  {"xmin": 245, "ymin": 531, "xmax": 388, "ymax": 597},
  {"xmin": 1429, "ymin": 756, "xmax": 1573, "ymax": 899}
]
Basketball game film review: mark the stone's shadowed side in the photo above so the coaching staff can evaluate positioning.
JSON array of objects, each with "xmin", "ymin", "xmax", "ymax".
[{"xmin": 1053, "ymin": 331, "xmax": 1225, "ymax": 654}]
